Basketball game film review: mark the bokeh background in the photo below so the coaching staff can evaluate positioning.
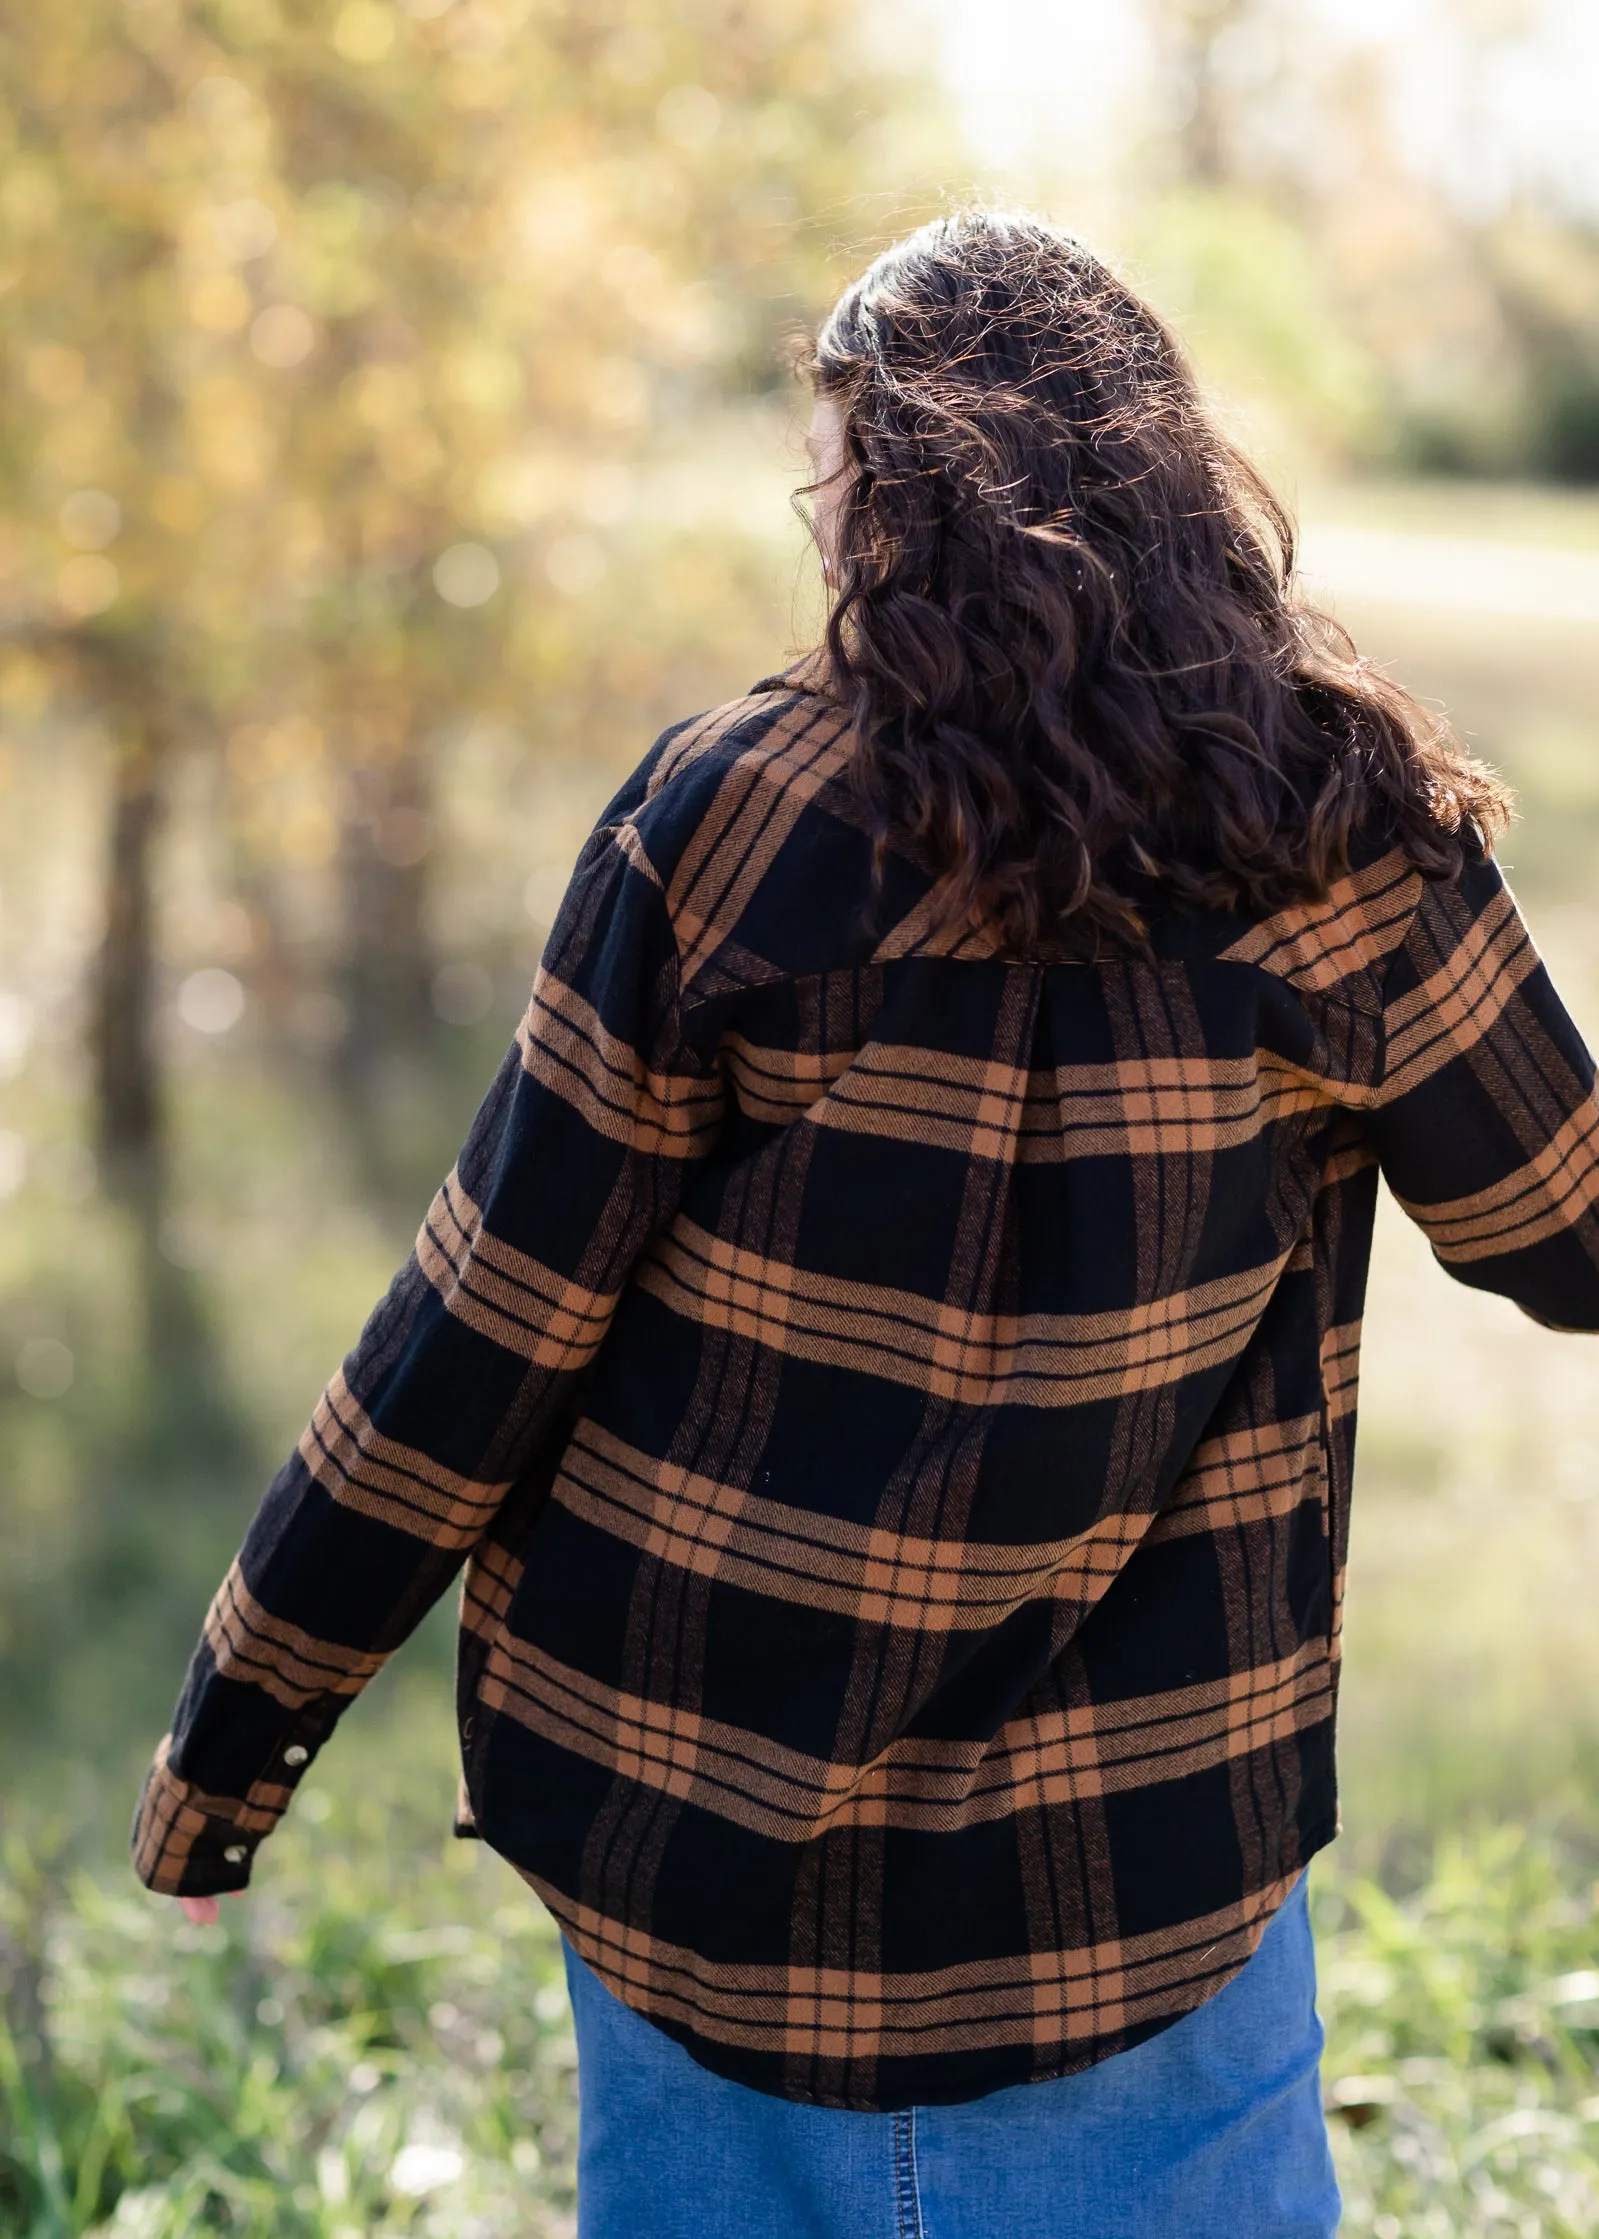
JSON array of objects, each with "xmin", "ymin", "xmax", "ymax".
[{"xmin": 3, "ymin": 2, "xmax": 1599, "ymax": 2233}]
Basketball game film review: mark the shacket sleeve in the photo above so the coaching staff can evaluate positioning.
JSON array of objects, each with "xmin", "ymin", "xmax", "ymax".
[
  {"xmin": 1364, "ymin": 841, "xmax": 1599, "ymax": 1330},
  {"xmin": 132, "ymin": 801, "xmax": 724, "ymax": 1896}
]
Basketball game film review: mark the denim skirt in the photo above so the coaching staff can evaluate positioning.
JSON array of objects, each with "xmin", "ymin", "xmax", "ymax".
[{"xmin": 561, "ymin": 1874, "xmax": 1340, "ymax": 2239}]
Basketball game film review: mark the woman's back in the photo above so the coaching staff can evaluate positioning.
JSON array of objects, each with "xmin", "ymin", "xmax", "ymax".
[{"xmin": 137, "ymin": 657, "xmax": 1596, "ymax": 2113}]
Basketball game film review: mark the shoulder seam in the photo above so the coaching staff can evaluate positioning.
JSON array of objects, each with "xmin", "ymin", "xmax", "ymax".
[
  {"xmin": 644, "ymin": 675, "xmax": 835, "ymax": 802},
  {"xmin": 590, "ymin": 816, "xmax": 707, "ymax": 1071}
]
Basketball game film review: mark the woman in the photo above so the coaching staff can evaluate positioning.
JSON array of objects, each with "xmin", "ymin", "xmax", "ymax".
[{"xmin": 134, "ymin": 213, "xmax": 1599, "ymax": 2237}]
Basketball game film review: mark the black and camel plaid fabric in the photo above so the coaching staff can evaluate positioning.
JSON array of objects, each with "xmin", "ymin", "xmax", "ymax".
[{"xmin": 134, "ymin": 664, "xmax": 1599, "ymax": 2110}]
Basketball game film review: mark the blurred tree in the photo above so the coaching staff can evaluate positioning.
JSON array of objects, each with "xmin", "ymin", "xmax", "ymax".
[
  {"xmin": 1117, "ymin": 0, "xmax": 1599, "ymax": 482},
  {"xmin": 1124, "ymin": 1, "xmax": 1387, "ymax": 468},
  {"xmin": 1146, "ymin": 0, "xmax": 1256, "ymax": 190},
  {"xmin": 1432, "ymin": 0, "xmax": 1599, "ymax": 480},
  {"xmin": 0, "ymin": 0, "xmax": 929, "ymax": 1198}
]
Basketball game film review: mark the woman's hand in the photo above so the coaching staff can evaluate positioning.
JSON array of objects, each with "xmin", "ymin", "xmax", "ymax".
[{"xmin": 177, "ymin": 1895, "xmax": 222, "ymax": 1926}]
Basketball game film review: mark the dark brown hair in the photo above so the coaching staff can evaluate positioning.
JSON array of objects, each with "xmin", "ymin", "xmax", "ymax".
[{"xmin": 809, "ymin": 210, "xmax": 1510, "ymax": 953}]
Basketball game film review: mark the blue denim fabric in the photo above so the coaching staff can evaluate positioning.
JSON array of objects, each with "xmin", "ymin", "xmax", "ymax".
[{"xmin": 562, "ymin": 1876, "xmax": 1340, "ymax": 2238}]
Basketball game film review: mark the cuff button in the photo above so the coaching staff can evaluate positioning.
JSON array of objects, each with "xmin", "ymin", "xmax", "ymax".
[
  {"xmin": 223, "ymin": 1844, "xmax": 249, "ymax": 1864},
  {"xmin": 283, "ymin": 1744, "xmax": 309, "ymax": 1767}
]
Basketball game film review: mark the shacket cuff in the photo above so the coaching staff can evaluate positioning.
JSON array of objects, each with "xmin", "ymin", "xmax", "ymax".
[{"xmin": 130, "ymin": 1734, "xmax": 295, "ymax": 1897}]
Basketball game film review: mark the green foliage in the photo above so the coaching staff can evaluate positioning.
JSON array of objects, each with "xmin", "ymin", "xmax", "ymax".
[
  {"xmin": 1128, "ymin": 189, "xmax": 1385, "ymax": 470},
  {"xmin": 1487, "ymin": 217, "xmax": 1599, "ymax": 485},
  {"xmin": 0, "ymin": 1749, "xmax": 582, "ymax": 2237},
  {"xmin": 1386, "ymin": 214, "xmax": 1599, "ymax": 484},
  {"xmin": 1117, "ymin": 183, "xmax": 1599, "ymax": 488},
  {"xmin": 1317, "ymin": 1831, "xmax": 1599, "ymax": 2236}
]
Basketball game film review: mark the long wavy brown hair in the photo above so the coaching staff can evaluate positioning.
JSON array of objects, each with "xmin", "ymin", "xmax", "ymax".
[{"xmin": 808, "ymin": 210, "xmax": 1510, "ymax": 954}]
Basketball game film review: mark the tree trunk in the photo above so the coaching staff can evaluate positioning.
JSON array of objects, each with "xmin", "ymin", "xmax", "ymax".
[
  {"xmin": 329, "ymin": 733, "xmax": 446, "ymax": 1216},
  {"xmin": 338, "ymin": 743, "xmax": 436, "ymax": 1068},
  {"xmin": 93, "ymin": 735, "xmax": 163, "ymax": 1195},
  {"xmin": 1155, "ymin": 0, "xmax": 1251, "ymax": 187}
]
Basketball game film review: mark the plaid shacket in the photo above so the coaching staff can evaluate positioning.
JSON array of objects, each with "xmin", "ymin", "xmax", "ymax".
[{"xmin": 134, "ymin": 663, "xmax": 1599, "ymax": 2110}]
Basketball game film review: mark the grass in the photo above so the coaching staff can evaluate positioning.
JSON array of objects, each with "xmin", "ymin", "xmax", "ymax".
[
  {"xmin": 1320, "ymin": 1832, "xmax": 1599, "ymax": 2237},
  {"xmin": 1, "ymin": 1694, "xmax": 581, "ymax": 2239}
]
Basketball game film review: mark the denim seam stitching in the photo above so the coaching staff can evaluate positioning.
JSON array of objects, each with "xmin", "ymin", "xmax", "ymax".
[{"xmin": 892, "ymin": 2107, "xmax": 925, "ymax": 2239}]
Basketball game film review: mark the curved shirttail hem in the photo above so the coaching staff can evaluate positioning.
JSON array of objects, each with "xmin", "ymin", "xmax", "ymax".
[{"xmin": 497, "ymin": 1816, "xmax": 1340, "ymax": 2114}]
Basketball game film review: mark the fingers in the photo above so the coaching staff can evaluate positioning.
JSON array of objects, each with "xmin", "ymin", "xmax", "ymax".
[{"xmin": 178, "ymin": 1894, "xmax": 221, "ymax": 1926}]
